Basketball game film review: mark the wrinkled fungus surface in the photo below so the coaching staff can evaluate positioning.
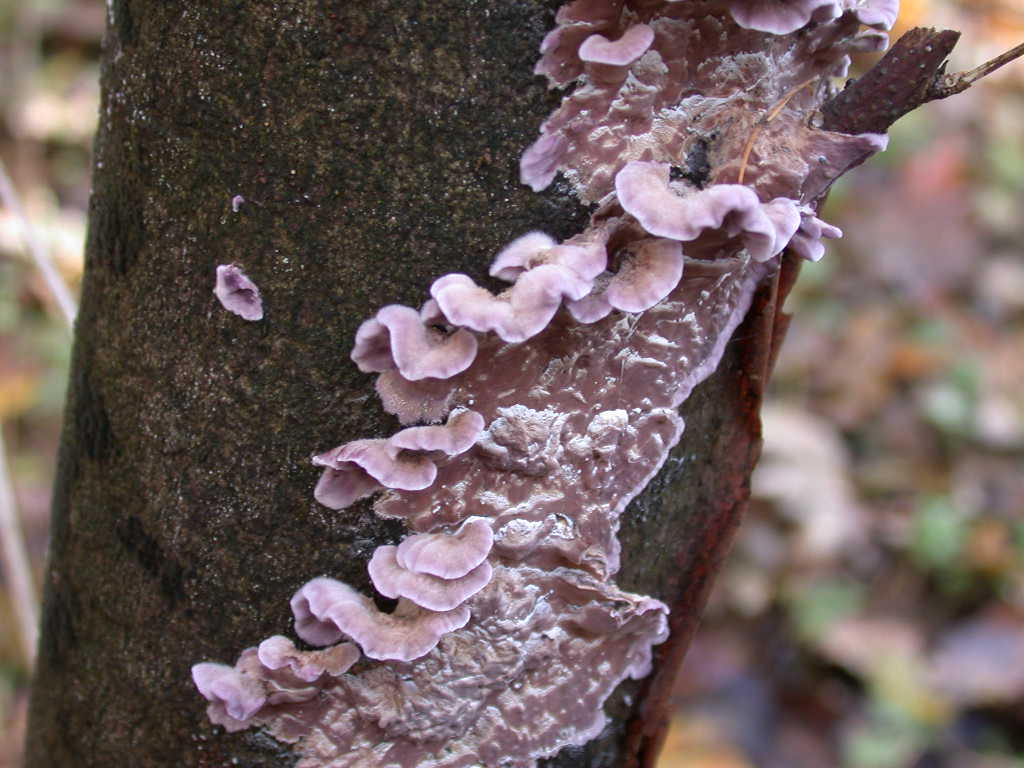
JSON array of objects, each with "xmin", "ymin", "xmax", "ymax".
[{"xmin": 193, "ymin": 0, "xmax": 894, "ymax": 765}]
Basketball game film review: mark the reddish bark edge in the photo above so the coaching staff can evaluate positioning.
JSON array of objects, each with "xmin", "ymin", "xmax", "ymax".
[{"xmin": 625, "ymin": 258, "xmax": 790, "ymax": 768}]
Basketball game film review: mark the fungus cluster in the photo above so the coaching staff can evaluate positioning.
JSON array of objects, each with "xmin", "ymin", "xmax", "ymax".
[{"xmin": 195, "ymin": 1, "xmax": 897, "ymax": 765}]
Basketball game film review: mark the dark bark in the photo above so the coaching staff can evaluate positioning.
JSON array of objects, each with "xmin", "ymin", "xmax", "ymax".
[{"xmin": 26, "ymin": 1, "xmax": 590, "ymax": 764}]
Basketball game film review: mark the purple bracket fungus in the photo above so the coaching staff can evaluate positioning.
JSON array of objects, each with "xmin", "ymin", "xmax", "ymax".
[
  {"xmin": 789, "ymin": 211, "xmax": 843, "ymax": 262},
  {"xmin": 578, "ymin": 24, "xmax": 655, "ymax": 66},
  {"xmin": 727, "ymin": 0, "xmax": 840, "ymax": 34},
  {"xmin": 257, "ymin": 635, "xmax": 361, "ymax": 682},
  {"xmin": 727, "ymin": 0, "xmax": 897, "ymax": 35},
  {"xmin": 194, "ymin": 1, "xmax": 907, "ymax": 763},
  {"xmin": 604, "ymin": 238, "xmax": 684, "ymax": 313},
  {"xmin": 368, "ymin": 545, "xmax": 493, "ymax": 611},
  {"xmin": 213, "ymin": 264, "xmax": 263, "ymax": 321},
  {"xmin": 430, "ymin": 264, "xmax": 593, "ymax": 343},
  {"xmin": 313, "ymin": 409, "xmax": 484, "ymax": 510},
  {"xmin": 191, "ymin": 661, "xmax": 267, "ymax": 731},
  {"xmin": 615, "ymin": 162, "xmax": 800, "ymax": 262},
  {"xmin": 290, "ymin": 576, "xmax": 471, "ymax": 662},
  {"xmin": 396, "ymin": 516, "xmax": 495, "ymax": 579},
  {"xmin": 351, "ymin": 304, "xmax": 478, "ymax": 381},
  {"xmin": 489, "ymin": 230, "xmax": 608, "ymax": 285}
]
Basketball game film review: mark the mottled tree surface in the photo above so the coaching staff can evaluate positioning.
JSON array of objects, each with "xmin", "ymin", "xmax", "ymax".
[{"xmin": 27, "ymin": 1, "xmax": 772, "ymax": 766}]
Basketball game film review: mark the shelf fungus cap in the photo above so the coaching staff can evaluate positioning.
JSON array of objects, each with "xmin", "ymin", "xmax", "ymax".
[
  {"xmin": 290, "ymin": 576, "xmax": 471, "ymax": 661},
  {"xmin": 431, "ymin": 264, "xmax": 592, "ymax": 343},
  {"xmin": 578, "ymin": 24, "xmax": 655, "ymax": 66},
  {"xmin": 312, "ymin": 409, "xmax": 481, "ymax": 510},
  {"xmin": 615, "ymin": 162, "xmax": 796, "ymax": 261},
  {"xmin": 368, "ymin": 544, "xmax": 493, "ymax": 611},
  {"xmin": 520, "ymin": 132, "xmax": 569, "ymax": 193},
  {"xmin": 789, "ymin": 212, "xmax": 843, "ymax": 262},
  {"xmin": 312, "ymin": 438, "xmax": 436, "ymax": 510},
  {"xmin": 214, "ymin": 264, "xmax": 263, "ymax": 321},
  {"xmin": 605, "ymin": 238, "xmax": 684, "ymax": 313},
  {"xmin": 350, "ymin": 304, "xmax": 478, "ymax": 381},
  {"xmin": 396, "ymin": 516, "xmax": 495, "ymax": 579},
  {"xmin": 728, "ymin": 0, "xmax": 840, "ymax": 35},
  {"xmin": 389, "ymin": 408, "xmax": 485, "ymax": 456},
  {"xmin": 844, "ymin": 0, "xmax": 899, "ymax": 29},
  {"xmin": 191, "ymin": 661, "xmax": 266, "ymax": 725},
  {"xmin": 256, "ymin": 635, "xmax": 361, "ymax": 682}
]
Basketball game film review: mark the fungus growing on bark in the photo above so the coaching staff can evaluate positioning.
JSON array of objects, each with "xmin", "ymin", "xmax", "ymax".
[
  {"xmin": 368, "ymin": 545, "xmax": 493, "ymax": 611},
  {"xmin": 396, "ymin": 516, "xmax": 494, "ymax": 579},
  {"xmin": 290, "ymin": 577, "xmax": 471, "ymax": 662},
  {"xmin": 430, "ymin": 266, "xmax": 592, "ymax": 343},
  {"xmin": 615, "ymin": 161, "xmax": 799, "ymax": 261},
  {"xmin": 351, "ymin": 304, "xmax": 478, "ymax": 381},
  {"xmin": 213, "ymin": 264, "xmax": 263, "ymax": 321},
  {"xmin": 257, "ymin": 635, "xmax": 361, "ymax": 682},
  {"xmin": 193, "ymin": 0, "xmax": 910, "ymax": 763},
  {"xmin": 578, "ymin": 24, "xmax": 655, "ymax": 65},
  {"xmin": 312, "ymin": 408, "xmax": 484, "ymax": 510},
  {"xmin": 191, "ymin": 661, "xmax": 266, "ymax": 730}
]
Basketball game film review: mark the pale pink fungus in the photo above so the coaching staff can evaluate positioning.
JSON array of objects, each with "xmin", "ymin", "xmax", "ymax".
[
  {"xmin": 615, "ymin": 162, "xmax": 799, "ymax": 262},
  {"xmin": 605, "ymin": 238, "xmax": 684, "ymax": 313},
  {"xmin": 519, "ymin": 132, "xmax": 569, "ymax": 193},
  {"xmin": 351, "ymin": 304, "xmax": 478, "ymax": 381},
  {"xmin": 290, "ymin": 576, "xmax": 471, "ymax": 661},
  {"xmin": 578, "ymin": 24, "xmax": 655, "ymax": 66},
  {"xmin": 489, "ymin": 233, "xmax": 609, "ymax": 298},
  {"xmin": 191, "ymin": 661, "xmax": 266, "ymax": 728},
  {"xmin": 431, "ymin": 265, "xmax": 592, "ymax": 343},
  {"xmin": 844, "ymin": 0, "xmax": 899, "ymax": 29},
  {"xmin": 789, "ymin": 212, "xmax": 843, "ymax": 262},
  {"xmin": 489, "ymin": 231, "xmax": 558, "ymax": 281},
  {"xmin": 213, "ymin": 264, "xmax": 263, "ymax": 321},
  {"xmin": 396, "ymin": 516, "xmax": 495, "ymax": 579},
  {"xmin": 313, "ymin": 439, "xmax": 436, "ymax": 510},
  {"xmin": 389, "ymin": 408, "xmax": 485, "ymax": 455},
  {"xmin": 728, "ymin": 0, "xmax": 840, "ymax": 34},
  {"xmin": 368, "ymin": 545, "xmax": 493, "ymax": 611},
  {"xmin": 257, "ymin": 635, "xmax": 361, "ymax": 682},
  {"xmin": 313, "ymin": 410, "xmax": 483, "ymax": 510}
]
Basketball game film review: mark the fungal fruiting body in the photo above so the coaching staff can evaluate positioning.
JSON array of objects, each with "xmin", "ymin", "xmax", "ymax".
[
  {"xmin": 193, "ymin": 2, "xmax": 896, "ymax": 765},
  {"xmin": 213, "ymin": 263, "xmax": 263, "ymax": 321}
]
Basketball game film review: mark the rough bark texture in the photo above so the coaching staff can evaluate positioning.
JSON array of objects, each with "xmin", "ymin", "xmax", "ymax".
[{"xmin": 27, "ymin": 1, "xmax": 776, "ymax": 765}]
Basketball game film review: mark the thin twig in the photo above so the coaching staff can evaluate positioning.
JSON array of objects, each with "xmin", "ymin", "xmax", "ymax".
[
  {"xmin": 0, "ymin": 159, "xmax": 77, "ymax": 330},
  {"xmin": 929, "ymin": 40, "xmax": 1024, "ymax": 99},
  {"xmin": 0, "ymin": 428, "xmax": 38, "ymax": 666}
]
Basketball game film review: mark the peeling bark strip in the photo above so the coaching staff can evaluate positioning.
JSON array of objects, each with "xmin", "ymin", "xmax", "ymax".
[{"xmin": 27, "ymin": 0, "xmax": 990, "ymax": 766}]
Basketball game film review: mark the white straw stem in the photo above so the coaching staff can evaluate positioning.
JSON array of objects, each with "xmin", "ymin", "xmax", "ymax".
[
  {"xmin": 0, "ymin": 159, "xmax": 77, "ymax": 330},
  {"xmin": 0, "ymin": 428, "xmax": 38, "ymax": 666}
]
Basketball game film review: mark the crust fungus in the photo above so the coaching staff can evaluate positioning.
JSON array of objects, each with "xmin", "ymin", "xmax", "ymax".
[
  {"xmin": 257, "ymin": 635, "xmax": 361, "ymax": 682},
  {"xmin": 351, "ymin": 304, "xmax": 478, "ymax": 381},
  {"xmin": 194, "ymin": 0, "xmax": 899, "ymax": 764},
  {"xmin": 312, "ymin": 409, "xmax": 484, "ymax": 510},
  {"xmin": 396, "ymin": 516, "xmax": 495, "ymax": 579},
  {"xmin": 191, "ymin": 661, "xmax": 266, "ymax": 731},
  {"xmin": 290, "ymin": 577, "xmax": 471, "ymax": 662},
  {"xmin": 578, "ymin": 23, "xmax": 655, "ymax": 66},
  {"xmin": 615, "ymin": 161, "xmax": 799, "ymax": 262},
  {"xmin": 213, "ymin": 264, "xmax": 263, "ymax": 321},
  {"xmin": 368, "ymin": 545, "xmax": 493, "ymax": 611}
]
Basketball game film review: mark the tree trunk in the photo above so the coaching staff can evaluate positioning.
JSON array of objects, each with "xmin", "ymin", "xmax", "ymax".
[{"xmin": 24, "ymin": 1, "xmax": 921, "ymax": 765}]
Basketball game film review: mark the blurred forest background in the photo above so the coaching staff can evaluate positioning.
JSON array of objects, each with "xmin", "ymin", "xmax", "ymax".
[{"xmin": 0, "ymin": 1, "xmax": 1021, "ymax": 766}]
